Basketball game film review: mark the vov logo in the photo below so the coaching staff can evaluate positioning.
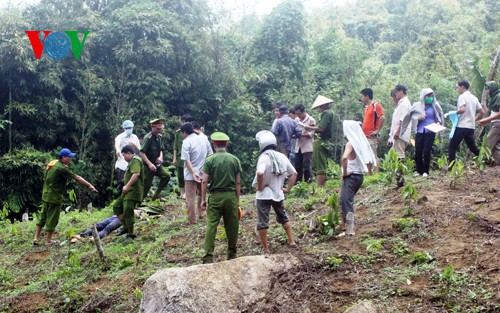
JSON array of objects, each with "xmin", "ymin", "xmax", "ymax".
[{"xmin": 25, "ymin": 30, "xmax": 91, "ymax": 60}]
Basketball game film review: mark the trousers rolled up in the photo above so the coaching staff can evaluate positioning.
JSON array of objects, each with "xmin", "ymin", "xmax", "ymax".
[
  {"xmin": 203, "ymin": 192, "xmax": 239, "ymax": 263},
  {"xmin": 340, "ymin": 174, "xmax": 363, "ymax": 221}
]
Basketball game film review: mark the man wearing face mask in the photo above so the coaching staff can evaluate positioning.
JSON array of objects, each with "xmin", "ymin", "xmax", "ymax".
[
  {"xmin": 115, "ymin": 120, "xmax": 141, "ymax": 183},
  {"xmin": 141, "ymin": 118, "xmax": 170, "ymax": 201}
]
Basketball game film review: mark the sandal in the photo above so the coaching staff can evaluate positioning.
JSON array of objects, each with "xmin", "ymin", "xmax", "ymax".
[
  {"xmin": 33, "ymin": 240, "xmax": 41, "ymax": 246},
  {"xmin": 45, "ymin": 240, "xmax": 60, "ymax": 246}
]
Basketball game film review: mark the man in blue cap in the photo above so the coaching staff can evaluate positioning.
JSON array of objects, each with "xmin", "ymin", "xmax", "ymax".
[
  {"xmin": 200, "ymin": 132, "xmax": 242, "ymax": 263},
  {"xmin": 34, "ymin": 148, "xmax": 98, "ymax": 246}
]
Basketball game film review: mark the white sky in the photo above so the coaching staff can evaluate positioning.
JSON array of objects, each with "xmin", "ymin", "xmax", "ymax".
[{"xmin": 1, "ymin": 0, "xmax": 351, "ymax": 15}]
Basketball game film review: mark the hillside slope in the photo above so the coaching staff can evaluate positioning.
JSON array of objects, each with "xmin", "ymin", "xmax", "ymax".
[{"xmin": 1, "ymin": 166, "xmax": 498, "ymax": 312}]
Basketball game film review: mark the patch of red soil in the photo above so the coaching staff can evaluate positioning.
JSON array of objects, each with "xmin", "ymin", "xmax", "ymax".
[{"xmin": 8, "ymin": 293, "xmax": 46, "ymax": 313}]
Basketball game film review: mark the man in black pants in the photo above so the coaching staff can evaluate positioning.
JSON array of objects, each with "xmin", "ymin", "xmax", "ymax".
[{"xmin": 448, "ymin": 80, "xmax": 485, "ymax": 168}]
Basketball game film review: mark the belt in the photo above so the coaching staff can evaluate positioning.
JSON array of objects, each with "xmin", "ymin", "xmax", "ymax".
[{"xmin": 210, "ymin": 189, "xmax": 235, "ymax": 194}]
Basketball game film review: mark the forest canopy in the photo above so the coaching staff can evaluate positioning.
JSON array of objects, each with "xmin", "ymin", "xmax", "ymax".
[{"xmin": 0, "ymin": 0, "xmax": 498, "ymax": 215}]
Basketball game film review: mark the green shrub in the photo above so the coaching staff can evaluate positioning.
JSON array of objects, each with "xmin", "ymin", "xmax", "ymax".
[
  {"xmin": 324, "ymin": 256, "xmax": 342, "ymax": 270},
  {"xmin": 393, "ymin": 218, "xmax": 420, "ymax": 232},
  {"xmin": 410, "ymin": 251, "xmax": 434, "ymax": 264},
  {"xmin": 0, "ymin": 148, "xmax": 52, "ymax": 218}
]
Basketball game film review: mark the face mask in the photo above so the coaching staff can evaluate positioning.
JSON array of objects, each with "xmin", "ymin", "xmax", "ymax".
[
  {"xmin": 125, "ymin": 129, "xmax": 133, "ymax": 136},
  {"xmin": 424, "ymin": 97, "xmax": 434, "ymax": 105}
]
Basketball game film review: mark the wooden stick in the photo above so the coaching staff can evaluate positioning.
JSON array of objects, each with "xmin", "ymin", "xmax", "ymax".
[{"xmin": 91, "ymin": 225, "xmax": 106, "ymax": 263}]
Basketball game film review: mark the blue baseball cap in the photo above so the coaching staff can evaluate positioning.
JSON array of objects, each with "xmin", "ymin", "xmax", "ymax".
[{"xmin": 59, "ymin": 148, "xmax": 76, "ymax": 158}]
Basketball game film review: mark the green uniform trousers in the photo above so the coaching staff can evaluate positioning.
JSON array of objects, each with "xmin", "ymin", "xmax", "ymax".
[
  {"xmin": 36, "ymin": 201, "xmax": 62, "ymax": 232},
  {"xmin": 113, "ymin": 197, "xmax": 139, "ymax": 233},
  {"xmin": 312, "ymin": 139, "xmax": 330, "ymax": 175},
  {"xmin": 176, "ymin": 165, "xmax": 185, "ymax": 188},
  {"xmin": 143, "ymin": 165, "xmax": 170, "ymax": 199},
  {"xmin": 203, "ymin": 191, "xmax": 239, "ymax": 263}
]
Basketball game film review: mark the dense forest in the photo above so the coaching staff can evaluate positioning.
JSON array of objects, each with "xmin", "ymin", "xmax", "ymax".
[{"xmin": 0, "ymin": 0, "xmax": 498, "ymax": 216}]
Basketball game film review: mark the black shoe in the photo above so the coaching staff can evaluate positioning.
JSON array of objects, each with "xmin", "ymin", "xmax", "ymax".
[
  {"xmin": 115, "ymin": 229, "xmax": 128, "ymax": 236},
  {"xmin": 123, "ymin": 234, "xmax": 137, "ymax": 244}
]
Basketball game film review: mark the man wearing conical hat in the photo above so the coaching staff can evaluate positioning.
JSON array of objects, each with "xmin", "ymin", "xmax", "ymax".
[
  {"xmin": 304, "ymin": 95, "xmax": 336, "ymax": 187},
  {"xmin": 200, "ymin": 132, "xmax": 242, "ymax": 263}
]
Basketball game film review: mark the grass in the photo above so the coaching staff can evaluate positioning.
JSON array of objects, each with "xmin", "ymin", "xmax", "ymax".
[{"xmin": 1, "ymin": 165, "xmax": 499, "ymax": 312}]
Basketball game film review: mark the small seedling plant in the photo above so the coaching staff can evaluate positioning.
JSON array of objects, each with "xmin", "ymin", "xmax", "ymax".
[
  {"xmin": 317, "ymin": 192, "xmax": 340, "ymax": 237},
  {"xmin": 448, "ymin": 160, "xmax": 466, "ymax": 189},
  {"xmin": 401, "ymin": 182, "xmax": 418, "ymax": 216},
  {"xmin": 380, "ymin": 148, "xmax": 410, "ymax": 187},
  {"xmin": 473, "ymin": 136, "xmax": 491, "ymax": 173}
]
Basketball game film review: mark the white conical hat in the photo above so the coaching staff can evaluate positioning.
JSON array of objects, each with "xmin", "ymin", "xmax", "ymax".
[{"xmin": 311, "ymin": 95, "xmax": 334, "ymax": 109}]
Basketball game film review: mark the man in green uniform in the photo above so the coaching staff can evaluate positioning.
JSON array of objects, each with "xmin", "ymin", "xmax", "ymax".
[
  {"xmin": 173, "ymin": 114, "xmax": 192, "ymax": 199},
  {"xmin": 140, "ymin": 118, "xmax": 170, "ymax": 200},
  {"xmin": 304, "ymin": 95, "xmax": 336, "ymax": 187},
  {"xmin": 113, "ymin": 145, "xmax": 144, "ymax": 241},
  {"xmin": 34, "ymin": 148, "xmax": 98, "ymax": 246},
  {"xmin": 200, "ymin": 132, "xmax": 242, "ymax": 264}
]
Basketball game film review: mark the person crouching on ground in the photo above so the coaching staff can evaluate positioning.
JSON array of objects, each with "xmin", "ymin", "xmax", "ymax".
[
  {"xmin": 113, "ymin": 145, "xmax": 144, "ymax": 242},
  {"xmin": 340, "ymin": 121, "xmax": 377, "ymax": 236},
  {"xmin": 200, "ymin": 132, "xmax": 242, "ymax": 264},
  {"xmin": 253, "ymin": 130, "xmax": 298, "ymax": 254},
  {"xmin": 34, "ymin": 148, "xmax": 98, "ymax": 246}
]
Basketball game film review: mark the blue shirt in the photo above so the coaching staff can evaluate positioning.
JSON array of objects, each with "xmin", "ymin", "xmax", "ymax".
[
  {"xmin": 417, "ymin": 104, "xmax": 436, "ymax": 133},
  {"xmin": 271, "ymin": 116, "xmax": 299, "ymax": 151}
]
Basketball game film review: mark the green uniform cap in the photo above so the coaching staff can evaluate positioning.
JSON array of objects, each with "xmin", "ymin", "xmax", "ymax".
[
  {"xmin": 149, "ymin": 118, "xmax": 164, "ymax": 125},
  {"xmin": 210, "ymin": 132, "xmax": 230, "ymax": 141}
]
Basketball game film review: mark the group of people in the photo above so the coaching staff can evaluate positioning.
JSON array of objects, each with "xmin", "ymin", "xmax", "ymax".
[
  {"xmin": 33, "ymin": 79, "xmax": 499, "ymax": 262},
  {"xmin": 387, "ymin": 80, "xmax": 500, "ymax": 175}
]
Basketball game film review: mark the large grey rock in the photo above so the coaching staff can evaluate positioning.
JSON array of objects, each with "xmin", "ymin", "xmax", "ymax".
[
  {"xmin": 139, "ymin": 254, "xmax": 301, "ymax": 313},
  {"xmin": 344, "ymin": 301, "xmax": 377, "ymax": 313}
]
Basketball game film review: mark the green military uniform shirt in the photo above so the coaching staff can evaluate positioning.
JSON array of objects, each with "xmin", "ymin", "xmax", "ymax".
[
  {"xmin": 141, "ymin": 131, "xmax": 164, "ymax": 164},
  {"xmin": 123, "ymin": 156, "xmax": 144, "ymax": 202},
  {"xmin": 202, "ymin": 150, "xmax": 242, "ymax": 193},
  {"xmin": 42, "ymin": 160, "xmax": 77, "ymax": 204},
  {"xmin": 317, "ymin": 108, "xmax": 335, "ymax": 140},
  {"xmin": 173, "ymin": 130, "xmax": 184, "ymax": 167}
]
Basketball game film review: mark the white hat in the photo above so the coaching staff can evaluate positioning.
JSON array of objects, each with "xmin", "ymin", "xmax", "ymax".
[
  {"xmin": 255, "ymin": 130, "xmax": 277, "ymax": 151},
  {"xmin": 311, "ymin": 95, "xmax": 334, "ymax": 109}
]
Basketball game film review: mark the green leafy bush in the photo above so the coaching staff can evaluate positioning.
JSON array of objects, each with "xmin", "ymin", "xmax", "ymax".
[
  {"xmin": 317, "ymin": 192, "xmax": 340, "ymax": 237},
  {"xmin": 410, "ymin": 251, "xmax": 434, "ymax": 264},
  {"xmin": 362, "ymin": 237, "xmax": 384, "ymax": 254},
  {"xmin": 0, "ymin": 148, "xmax": 52, "ymax": 218},
  {"xmin": 324, "ymin": 256, "xmax": 343, "ymax": 270},
  {"xmin": 393, "ymin": 218, "xmax": 420, "ymax": 232}
]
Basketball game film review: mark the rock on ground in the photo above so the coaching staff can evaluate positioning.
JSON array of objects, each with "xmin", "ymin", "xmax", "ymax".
[
  {"xmin": 139, "ymin": 253, "xmax": 301, "ymax": 313},
  {"xmin": 344, "ymin": 301, "xmax": 377, "ymax": 313}
]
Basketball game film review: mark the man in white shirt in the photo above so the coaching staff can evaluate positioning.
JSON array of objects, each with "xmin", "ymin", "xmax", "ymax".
[
  {"xmin": 293, "ymin": 103, "xmax": 315, "ymax": 183},
  {"xmin": 114, "ymin": 120, "xmax": 140, "ymax": 183},
  {"xmin": 181, "ymin": 122, "xmax": 213, "ymax": 224},
  {"xmin": 253, "ymin": 131, "xmax": 297, "ymax": 254},
  {"xmin": 388, "ymin": 84, "xmax": 411, "ymax": 159},
  {"xmin": 448, "ymin": 80, "xmax": 485, "ymax": 168}
]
